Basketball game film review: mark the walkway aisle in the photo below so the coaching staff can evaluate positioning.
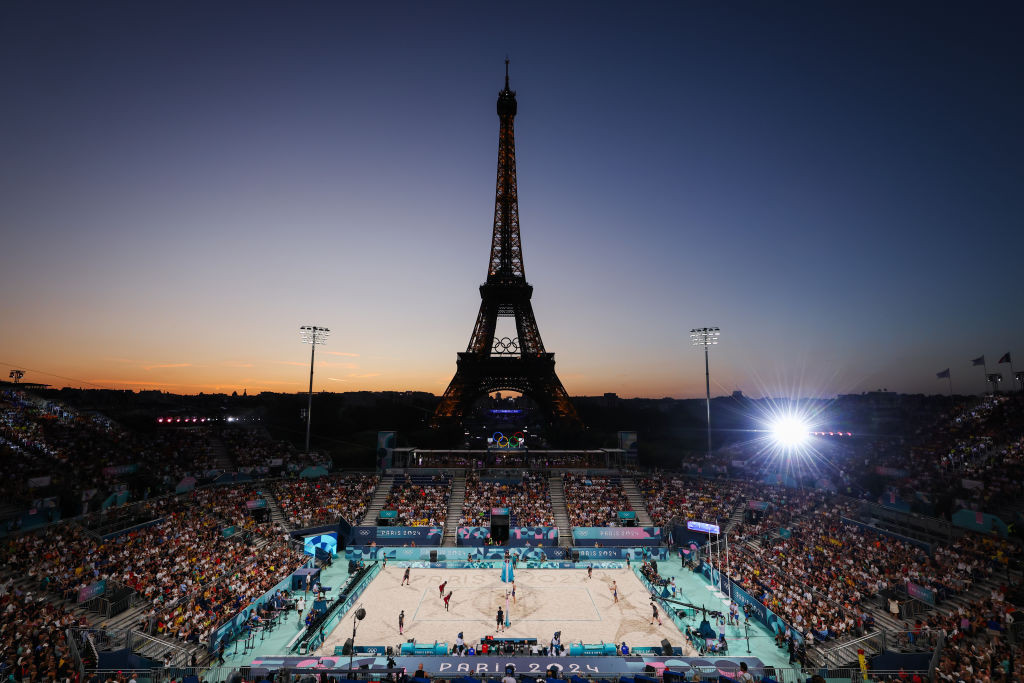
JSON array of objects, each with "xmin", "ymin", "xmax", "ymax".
[
  {"xmin": 654, "ymin": 557, "xmax": 794, "ymax": 672},
  {"xmin": 207, "ymin": 558, "xmax": 358, "ymax": 680}
]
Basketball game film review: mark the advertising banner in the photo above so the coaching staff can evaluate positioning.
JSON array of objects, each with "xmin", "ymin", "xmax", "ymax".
[
  {"xmin": 349, "ymin": 526, "xmax": 442, "ymax": 546},
  {"xmin": 456, "ymin": 527, "xmax": 490, "ymax": 546},
  {"xmin": 378, "ymin": 510, "xmax": 398, "ymax": 519},
  {"xmin": 304, "ymin": 532, "xmax": 338, "ymax": 557},
  {"xmin": 346, "ymin": 546, "xmax": 570, "ymax": 563},
  {"xmin": 576, "ymin": 547, "xmax": 668, "ymax": 560},
  {"xmin": 686, "ymin": 521, "xmax": 720, "ymax": 535},
  {"xmin": 572, "ymin": 527, "xmax": 661, "ymax": 546},
  {"xmin": 102, "ymin": 464, "xmax": 138, "ymax": 477},
  {"xmin": 77, "ymin": 580, "xmax": 106, "ymax": 603},
  {"xmin": 952, "ymin": 509, "xmax": 1009, "ymax": 536},
  {"xmin": 27, "ymin": 476, "xmax": 51, "ymax": 488},
  {"xmin": 457, "ymin": 526, "xmax": 559, "ymax": 547},
  {"xmin": 248, "ymin": 654, "xmax": 767, "ymax": 678},
  {"xmin": 905, "ymin": 581, "xmax": 936, "ymax": 606}
]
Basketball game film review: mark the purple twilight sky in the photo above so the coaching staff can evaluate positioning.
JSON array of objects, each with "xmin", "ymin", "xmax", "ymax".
[{"xmin": 1, "ymin": 1, "xmax": 1022, "ymax": 398}]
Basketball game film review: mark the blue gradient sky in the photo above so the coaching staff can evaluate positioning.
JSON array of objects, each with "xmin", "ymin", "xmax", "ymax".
[{"xmin": 1, "ymin": 2, "xmax": 1021, "ymax": 398}]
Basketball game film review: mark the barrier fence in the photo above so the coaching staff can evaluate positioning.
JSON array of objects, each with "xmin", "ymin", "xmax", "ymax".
[{"xmin": 295, "ymin": 561, "xmax": 382, "ymax": 654}]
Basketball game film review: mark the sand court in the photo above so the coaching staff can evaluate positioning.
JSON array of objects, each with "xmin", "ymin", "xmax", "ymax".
[{"xmin": 315, "ymin": 566, "xmax": 697, "ymax": 656}]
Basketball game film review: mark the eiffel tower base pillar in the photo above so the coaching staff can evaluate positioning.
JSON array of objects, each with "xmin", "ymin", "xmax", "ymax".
[{"xmin": 432, "ymin": 353, "xmax": 581, "ymax": 428}]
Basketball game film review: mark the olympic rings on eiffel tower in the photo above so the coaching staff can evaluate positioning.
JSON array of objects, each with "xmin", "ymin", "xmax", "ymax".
[
  {"xmin": 493, "ymin": 337, "xmax": 519, "ymax": 354},
  {"xmin": 491, "ymin": 431, "xmax": 525, "ymax": 448}
]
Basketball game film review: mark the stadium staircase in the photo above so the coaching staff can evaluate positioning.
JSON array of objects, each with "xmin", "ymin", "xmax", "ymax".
[
  {"xmin": 130, "ymin": 629, "xmax": 195, "ymax": 668},
  {"xmin": 207, "ymin": 437, "xmax": 233, "ymax": 471},
  {"xmin": 264, "ymin": 491, "xmax": 291, "ymax": 532},
  {"xmin": 362, "ymin": 473, "xmax": 394, "ymax": 525},
  {"xmin": 621, "ymin": 477, "xmax": 653, "ymax": 526},
  {"xmin": 723, "ymin": 501, "xmax": 746, "ymax": 533},
  {"xmin": 442, "ymin": 471, "xmax": 466, "ymax": 547},
  {"xmin": 548, "ymin": 474, "xmax": 573, "ymax": 547}
]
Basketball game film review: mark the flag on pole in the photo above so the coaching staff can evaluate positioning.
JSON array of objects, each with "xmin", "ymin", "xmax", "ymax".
[
  {"xmin": 936, "ymin": 369, "xmax": 950, "ymax": 379},
  {"xmin": 998, "ymin": 352, "xmax": 1012, "ymax": 364},
  {"xmin": 971, "ymin": 356, "xmax": 986, "ymax": 366}
]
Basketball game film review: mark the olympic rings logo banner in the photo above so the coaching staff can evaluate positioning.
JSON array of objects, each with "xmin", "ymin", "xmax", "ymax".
[{"xmin": 488, "ymin": 431, "xmax": 525, "ymax": 449}]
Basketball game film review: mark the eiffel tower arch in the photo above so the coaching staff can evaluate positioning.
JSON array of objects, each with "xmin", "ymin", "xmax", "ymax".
[{"xmin": 433, "ymin": 62, "xmax": 582, "ymax": 429}]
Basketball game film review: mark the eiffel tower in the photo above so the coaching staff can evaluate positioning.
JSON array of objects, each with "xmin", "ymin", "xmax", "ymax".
[{"xmin": 433, "ymin": 62, "xmax": 581, "ymax": 428}]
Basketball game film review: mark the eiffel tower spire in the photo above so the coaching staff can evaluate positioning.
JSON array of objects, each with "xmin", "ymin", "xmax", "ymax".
[
  {"xmin": 433, "ymin": 63, "xmax": 581, "ymax": 428},
  {"xmin": 489, "ymin": 57, "xmax": 523, "ymax": 283}
]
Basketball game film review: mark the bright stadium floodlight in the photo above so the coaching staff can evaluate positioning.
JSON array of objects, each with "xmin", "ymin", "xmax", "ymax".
[
  {"xmin": 690, "ymin": 327, "xmax": 721, "ymax": 459},
  {"xmin": 300, "ymin": 325, "xmax": 330, "ymax": 453},
  {"xmin": 770, "ymin": 415, "xmax": 811, "ymax": 449}
]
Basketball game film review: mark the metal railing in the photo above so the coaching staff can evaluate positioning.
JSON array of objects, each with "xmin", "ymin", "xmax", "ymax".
[
  {"xmin": 827, "ymin": 668, "xmax": 931, "ymax": 682},
  {"xmin": 80, "ymin": 667, "xmax": 206, "ymax": 683},
  {"xmin": 818, "ymin": 630, "xmax": 886, "ymax": 670},
  {"xmin": 83, "ymin": 579, "xmax": 140, "ymax": 618},
  {"xmin": 71, "ymin": 627, "xmax": 132, "ymax": 655},
  {"xmin": 928, "ymin": 631, "xmax": 945, "ymax": 677},
  {"xmin": 65, "ymin": 627, "xmax": 87, "ymax": 681},
  {"xmin": 131, "ymin": 629, "xmax": 193, "ymax": 667}
]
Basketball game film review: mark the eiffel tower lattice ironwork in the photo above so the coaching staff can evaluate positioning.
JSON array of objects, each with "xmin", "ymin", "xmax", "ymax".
[{"xmin": 433, "ymin": 62, "xmax": 581, "ymax": 427}]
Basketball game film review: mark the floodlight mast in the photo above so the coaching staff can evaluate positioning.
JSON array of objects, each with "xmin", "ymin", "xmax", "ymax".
[
  {"xmin": 300, "ymin": 325, "xmax": 330, "ymax": 453},
  {"xmin": 690, "ymin": 327, "xmax": 720, "ymax": 459}
]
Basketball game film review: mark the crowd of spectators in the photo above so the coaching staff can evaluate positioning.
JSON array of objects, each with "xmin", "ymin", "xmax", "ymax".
[
  {"xmin": 273, "ymin": 474, "xmax": 380, "ymax": 528},
  {"xmin": 382, "ymin": 474, "xmax": 452, "ymax": 527},
  {"xmin": 1, "ymin": 390, "xmax": 346, "ymax": 530},
  {"xmin": 144, "ymin": 538, "xmax": 302, "ymax": 644},
  {"xmin": 460, "ymin": 472, "xmax": 554, "ymax": 526},
  {"xmin": 717, "ymin": 485, "xmax": 1020, "ymax": 661},
  {"xmin": 0, "ymin": 580, "xmax": 87, "ymax": 682},
  {"xmin": 637, "ymin": 475, "xmax": 749, "ymax": 527},
  {"xmin": 864, "ymin": 395, "xmax": 1024, "ymax": 518},
  {"xmin": 220, "ymin": 427, "xmax": 328, "ymax": 473},
  {"xmin": 2, "ymin": 483, "xmax": 306, "ymax": 647},
  {"xmin": 563, "ymin": 473, "xmax": 631, "ymax": 527},
  {"xmin": 929, "ymin": 591, "xmax": 1022, "ymax": 682}
]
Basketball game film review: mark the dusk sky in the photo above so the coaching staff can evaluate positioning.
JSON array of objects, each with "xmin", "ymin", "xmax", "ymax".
[{"xmin": 2, "ymin": 2, "xmax": 1022, "ymax": 399}]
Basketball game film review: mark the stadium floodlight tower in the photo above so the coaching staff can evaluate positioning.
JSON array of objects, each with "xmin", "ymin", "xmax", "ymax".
[
  {"xmin": 690, "ymin": 327, "xmax": 721, "ymax": 458},
  {"xmin": 300, "ymin": 325, "xmax": 330, "ymax": 453}
]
